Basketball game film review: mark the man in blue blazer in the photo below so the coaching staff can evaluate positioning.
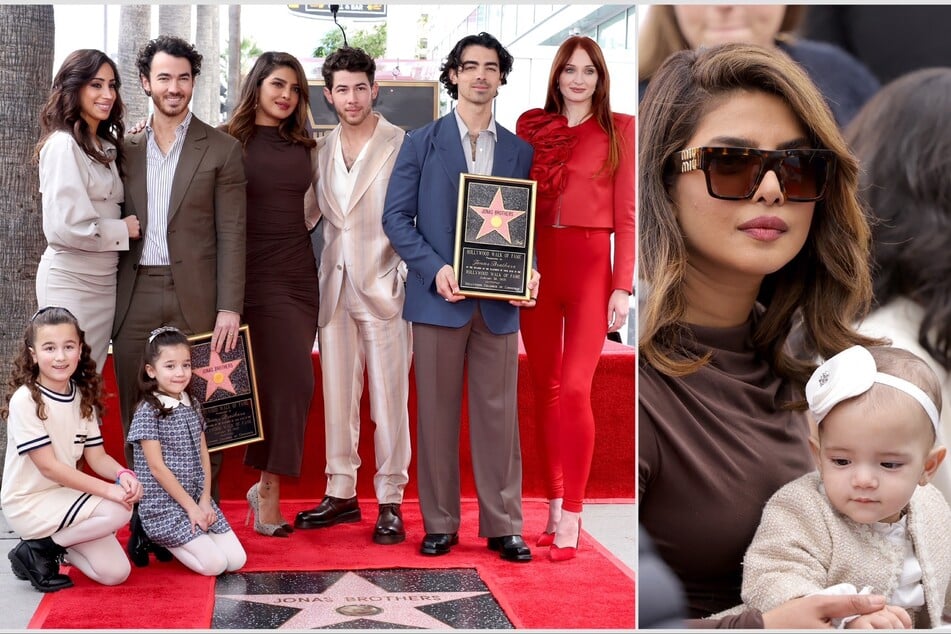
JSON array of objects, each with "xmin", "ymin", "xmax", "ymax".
[{"xmin": 382, "ymin": 32, "xmax": 537, "ymax": 562}]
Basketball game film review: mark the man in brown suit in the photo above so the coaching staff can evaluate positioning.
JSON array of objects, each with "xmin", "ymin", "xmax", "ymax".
[
  {"xmin": 112, "ymin": 35, "xmax": 245, "ymax": 564},
  {"xmin": 293, "ymin": 47, "xmax": 411, "ymax": 546}
]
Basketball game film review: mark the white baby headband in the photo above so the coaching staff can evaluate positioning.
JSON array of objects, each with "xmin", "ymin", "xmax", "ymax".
[{"xmin": 806, "ymin": 345, "xmax": 940, "ymax": 431}]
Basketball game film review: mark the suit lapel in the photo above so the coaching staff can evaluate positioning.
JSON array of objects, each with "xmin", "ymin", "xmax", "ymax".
[
  {"xmin": 168, "ymin": 117, "xmax": 210, "ymax": 223},
  {"xmin": 125, "ymin": 131, "xmax": 149, "ymax": 233},
  {"xmin": 492, "ymin": 126, "xmax": 518, "ymax": 177},
  {"xmin": 435, "ymin": 114, "xmax": 468, "ymax": 196},
  {"xmin": 317, "ymin": 126, "xmax": 345, "ymax": 221},
  {"xmin": 346, "ymin": 115, "xmax": 398, "ymax": 213}
]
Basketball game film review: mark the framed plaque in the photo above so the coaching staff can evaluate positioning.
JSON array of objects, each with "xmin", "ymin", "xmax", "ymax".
[
  {"xmin": 453, "ymin": 173, "xmax": 537, "ymax": 301},
  {"xmin": 186, "ymin": 324, "xmax": 264, "ymax": 452}
]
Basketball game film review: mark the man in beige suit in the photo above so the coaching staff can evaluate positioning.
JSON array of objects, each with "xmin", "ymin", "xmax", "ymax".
[
  {"xmin": 293, "ymin": 47, "xmax": 411, "ymax": 545},
  {"xmin": 113, "ymin": 35, "xmax": 245, "ymax": 565}
]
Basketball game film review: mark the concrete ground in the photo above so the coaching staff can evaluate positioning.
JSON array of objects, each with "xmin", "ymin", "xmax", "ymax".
[{"xmin": 0, "ymin": 502, "xmax": 634, "ymax": 630}]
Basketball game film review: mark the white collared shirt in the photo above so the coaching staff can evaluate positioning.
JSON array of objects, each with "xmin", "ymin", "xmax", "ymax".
[
  {"xmin": 453, "ymin": 108, "xmax": 497, "ymax": 175},
  {"xmin": 141, "ymin": 111, "xmax": 193, "ymax": 266},
  {"xmin": 153, "ymin": 391, "xmax": 192, "ymax": 409}
]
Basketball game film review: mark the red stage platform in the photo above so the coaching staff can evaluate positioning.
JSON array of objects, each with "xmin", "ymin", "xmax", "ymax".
[{"xmin": 98, "ymin": 337, "xmax": 634, "ymax": 501}]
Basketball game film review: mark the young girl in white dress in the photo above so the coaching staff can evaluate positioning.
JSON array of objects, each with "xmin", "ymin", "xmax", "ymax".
[
  {"xmin": 1, "ymin": 306, "xmax": 143, "ymax": 592},
  {"xmin": 126, "ymin": 326, "xmax": 246, "ymax": 576}
]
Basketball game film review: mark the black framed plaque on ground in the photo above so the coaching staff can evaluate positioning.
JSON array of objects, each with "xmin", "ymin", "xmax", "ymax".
[
  {"xmin": 453, "ymin": 173, "xmax": 537, "ymax": 301},
  {"xmin": 187, "ymin": 324, "xmax": 263, "ymax": 452}
]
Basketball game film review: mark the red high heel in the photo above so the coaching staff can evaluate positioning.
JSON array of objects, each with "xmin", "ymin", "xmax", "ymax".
[
  {"xmin": 549, "ymin": 519, "xmax": 581, "ymax": 562},
  {"xmin": 536, "ymin": 530, "xmax": 555, "ymax": 547}
]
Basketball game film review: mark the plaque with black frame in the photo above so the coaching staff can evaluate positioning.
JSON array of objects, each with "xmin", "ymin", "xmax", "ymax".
[
  {"xmin": 453, "ymin": 173, "xmax": 537, "ymax": 301},
  {"xmin": 186, "ymin": 324, "xmax": 264, "ymax": 452}
]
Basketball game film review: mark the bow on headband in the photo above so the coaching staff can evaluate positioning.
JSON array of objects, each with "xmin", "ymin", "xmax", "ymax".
[{"xmin": 806, "ymin": 345, "xmax": 940, "ymax": 431}]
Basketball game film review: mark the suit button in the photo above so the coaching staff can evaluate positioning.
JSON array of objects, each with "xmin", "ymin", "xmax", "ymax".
[{"xmin": 336, "ymin": 264, "xmax": 342, "ymax": 270}]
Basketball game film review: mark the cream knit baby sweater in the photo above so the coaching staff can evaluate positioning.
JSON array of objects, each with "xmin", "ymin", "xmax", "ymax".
[{"xmin": 737, "ymin": 471, "xmax": 951, "ymax": 628}]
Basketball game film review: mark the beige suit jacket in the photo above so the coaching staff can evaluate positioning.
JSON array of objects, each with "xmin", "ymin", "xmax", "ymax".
[
  {"xmin": 314, "ymin": 113, "xmax": 406, "ymax": 326},
  {"xmin": 114, "ymin": 116, "xmax": 247, "ymax": 336}
]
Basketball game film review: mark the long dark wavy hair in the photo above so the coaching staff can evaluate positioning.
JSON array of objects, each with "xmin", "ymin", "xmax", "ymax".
[
  {"xmin": 543, "ymin": 35, "xmax": 622, "ymax": 175},
  {"xmin": 847, "ymin": 68, "xmax": 951, "ymax": 371},
  {"xmin": 639, "ymin": 43, "xmax": 881, "ymax": 391},
  {"xmin": 134, "ymin": 327, "xmax": 194, "ymax": 419},
  {"xmin": 226, "ymin": 51, "xmax": 316, "ymax": 149},
  {"xmin": 2, "ymin": 307, "xmax": 103, "ymax": 421},
  {"xmin": 35, "ymin": 49, "xmax": 125, "ymax": 175}
]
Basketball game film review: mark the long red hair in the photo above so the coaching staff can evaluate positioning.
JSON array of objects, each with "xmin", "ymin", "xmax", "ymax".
[{"xmin": 543, "ymin": 36, "xmax": 621, "ymax": 174}]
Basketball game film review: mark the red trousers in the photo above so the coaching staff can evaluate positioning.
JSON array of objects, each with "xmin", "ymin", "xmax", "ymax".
[{"xmin": 520, "ymin": 226, "xmax": 612, "ymax": 513}]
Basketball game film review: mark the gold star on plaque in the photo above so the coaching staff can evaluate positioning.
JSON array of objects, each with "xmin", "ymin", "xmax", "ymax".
[
  {"xmin": 470, "ymin": 188, "xmax": 525, "ymax": 243},
  {"xmin": 192, "ymin": 349, "xmax": 242, "ymax": 400}
]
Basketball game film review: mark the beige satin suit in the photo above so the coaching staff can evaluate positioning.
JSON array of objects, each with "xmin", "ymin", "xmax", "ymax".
[{"xmin": 314, "ymin": 113, "xmax": 411, "ymax": 504}]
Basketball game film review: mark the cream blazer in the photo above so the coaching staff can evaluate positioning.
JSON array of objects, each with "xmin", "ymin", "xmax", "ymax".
[
  {"xmin": 733, "ymin": 471, "xmax": 951, "ymax": 628},
  {"xmin": 311, "ymin": 113, "xmax": 406, "ymax": 326},
  {"xmin": 38, "ymin": 131, "xmax": 128, "ymax": 274}
]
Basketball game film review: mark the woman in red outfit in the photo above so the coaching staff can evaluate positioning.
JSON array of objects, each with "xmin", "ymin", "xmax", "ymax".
[{"xmin": 516, "ymin": 36, "xmax": 635, "ymax": 562}]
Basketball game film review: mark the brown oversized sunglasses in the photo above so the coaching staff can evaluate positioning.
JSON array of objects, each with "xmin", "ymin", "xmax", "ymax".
[{"xmin": 673, "ymin": 146, "xmax": 836, "ymax": 202}]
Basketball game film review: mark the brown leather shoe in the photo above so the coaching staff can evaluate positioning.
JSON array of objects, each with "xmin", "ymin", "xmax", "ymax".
[
  {"xmin": 373, "ymin": 504, "xmax": 406, "ymax": 545},
  {"xmin": 294, "ymin": 495, "xmax": 361, "ymax": 529}
]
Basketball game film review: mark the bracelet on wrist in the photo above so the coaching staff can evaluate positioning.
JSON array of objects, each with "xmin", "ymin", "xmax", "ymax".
[{"xmin": 115, "ymin": 468, "xmax": 137, "ymax": 484}]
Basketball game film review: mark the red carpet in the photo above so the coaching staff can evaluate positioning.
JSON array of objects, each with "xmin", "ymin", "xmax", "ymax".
[
  {"xmin": 96, "ymin": 337, "xmax": 635, "ymax": 501},
  {"xmin": 29, "ymin": 499, "xmax": 635, "ymax": 629}
]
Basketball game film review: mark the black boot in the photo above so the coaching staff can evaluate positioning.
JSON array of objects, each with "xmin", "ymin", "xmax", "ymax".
[
  {"xmin": 128, "ymin": 503, "xmax": 173, "ymax": 565},
  {"xmin": 127, "ymin": 503, "xmax": 151, "ymax": 567},
  {"xmin": 150, "ymin": 542, "xmax": 173, "ymax": 562},
  {"xmin": 8, "ymin": 537, "xmax": 73, "ymax": 593}
]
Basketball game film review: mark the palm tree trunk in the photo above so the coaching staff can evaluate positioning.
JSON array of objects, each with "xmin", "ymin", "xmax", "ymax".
[
  {"xmin": 158, "ymin": 4, "xmax": 191, "ymax": 41},
  {"xmin": 118, "ymin": 4, "xmax": 151, "ymax": 126},
  {"xmin": 225, "ymin": 5, "xmax": 241, "ymax": 118},
  {"xmin": 194, "ymin": 5, "xmax": 219, "ymax": 125},
  {"xmin": 0, "ymin": 5, "xmax": 54, "ymax": 478}
]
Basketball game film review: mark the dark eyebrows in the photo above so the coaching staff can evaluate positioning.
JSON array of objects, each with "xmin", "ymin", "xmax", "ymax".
[{"xmin": 460, "ymin": 60, "xmax": 499, "ymax": 69}]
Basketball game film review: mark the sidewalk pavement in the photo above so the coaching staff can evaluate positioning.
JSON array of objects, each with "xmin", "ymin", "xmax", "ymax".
[{"xmin": 0, "ymin": 502, "xmax": 634, "ymax": 630}]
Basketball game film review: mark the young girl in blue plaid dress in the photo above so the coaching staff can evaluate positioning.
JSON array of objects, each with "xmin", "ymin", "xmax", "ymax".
[{"xmin": 127, "ymin": 327, "xmax": 246, "ymax": 576}]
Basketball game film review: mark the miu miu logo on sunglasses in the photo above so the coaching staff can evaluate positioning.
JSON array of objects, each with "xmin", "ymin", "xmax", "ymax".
[{"xmin": 678, "ymin": 147, "xmax": 701, "ymax": 173}]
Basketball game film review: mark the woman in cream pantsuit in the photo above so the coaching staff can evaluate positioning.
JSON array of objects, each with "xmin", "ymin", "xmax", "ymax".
[{"xmin": 36, "ymin": 49, "xmax": 140, "ymax": 372}]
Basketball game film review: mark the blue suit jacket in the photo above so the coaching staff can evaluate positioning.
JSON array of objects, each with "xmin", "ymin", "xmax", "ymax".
[{"xmin": 382, "ymin": 112, "xmax": 534, "ymax": 334}]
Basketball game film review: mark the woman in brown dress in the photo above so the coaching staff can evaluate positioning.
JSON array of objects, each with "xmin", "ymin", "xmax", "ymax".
[{"xmin": 225, "ymin": 52, "xmax": 319, "ymax": 536}]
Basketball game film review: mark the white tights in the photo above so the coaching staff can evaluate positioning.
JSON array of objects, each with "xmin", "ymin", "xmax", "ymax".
[
  {"xmin": 169, "ymin": 531, "xmax": 246, "ymax": 576},
  {"xmin": 52, "ymin": 499, "xmax": 131, "ymax": 586}
]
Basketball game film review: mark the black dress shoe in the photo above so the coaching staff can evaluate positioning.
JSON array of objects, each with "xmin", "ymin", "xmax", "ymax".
[
  {"xmin": 373, "ymin": 504, "xmax": 406, "ymax": 545},
  {"xmin": 420, "ymin": 532, "xmax": 458, "ymax": 556},
  {"xmin": 487, "ymin": 535, "xmax": 532, "ymax": 562},
  {"xmin": 294, "ymin": 495, "xmax": 361, "ymax": 529},
  {"xmin": 8, "ymin": 538, "xmax": 74, "ymax": 592},
  {"xmin": 127, "ymin": 505, "xmax": 151, "ymax": 567}
]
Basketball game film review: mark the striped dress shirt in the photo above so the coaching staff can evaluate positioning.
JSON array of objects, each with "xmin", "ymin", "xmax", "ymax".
[{"xmin": 140, "ymin": 112, "xmax": 193, "ymax": 266}]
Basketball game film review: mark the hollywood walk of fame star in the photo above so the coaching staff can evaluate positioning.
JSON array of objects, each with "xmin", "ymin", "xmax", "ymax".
[
  {"xmin": 470, "ymin": 187, "xmax": 525, "ymax": 243},
  {"xmin": 220, "ymin": 571, "xmax": 490, "ymax": 629},
  {"xmin": 192, "ymin": 349, "xmax": 242, "ymax": 400}
]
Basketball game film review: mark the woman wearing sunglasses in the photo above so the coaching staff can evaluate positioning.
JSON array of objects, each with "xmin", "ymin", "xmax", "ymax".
[{"xmin": 638, "ymin": 43, "xmax": 907, "ymax": 628}]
